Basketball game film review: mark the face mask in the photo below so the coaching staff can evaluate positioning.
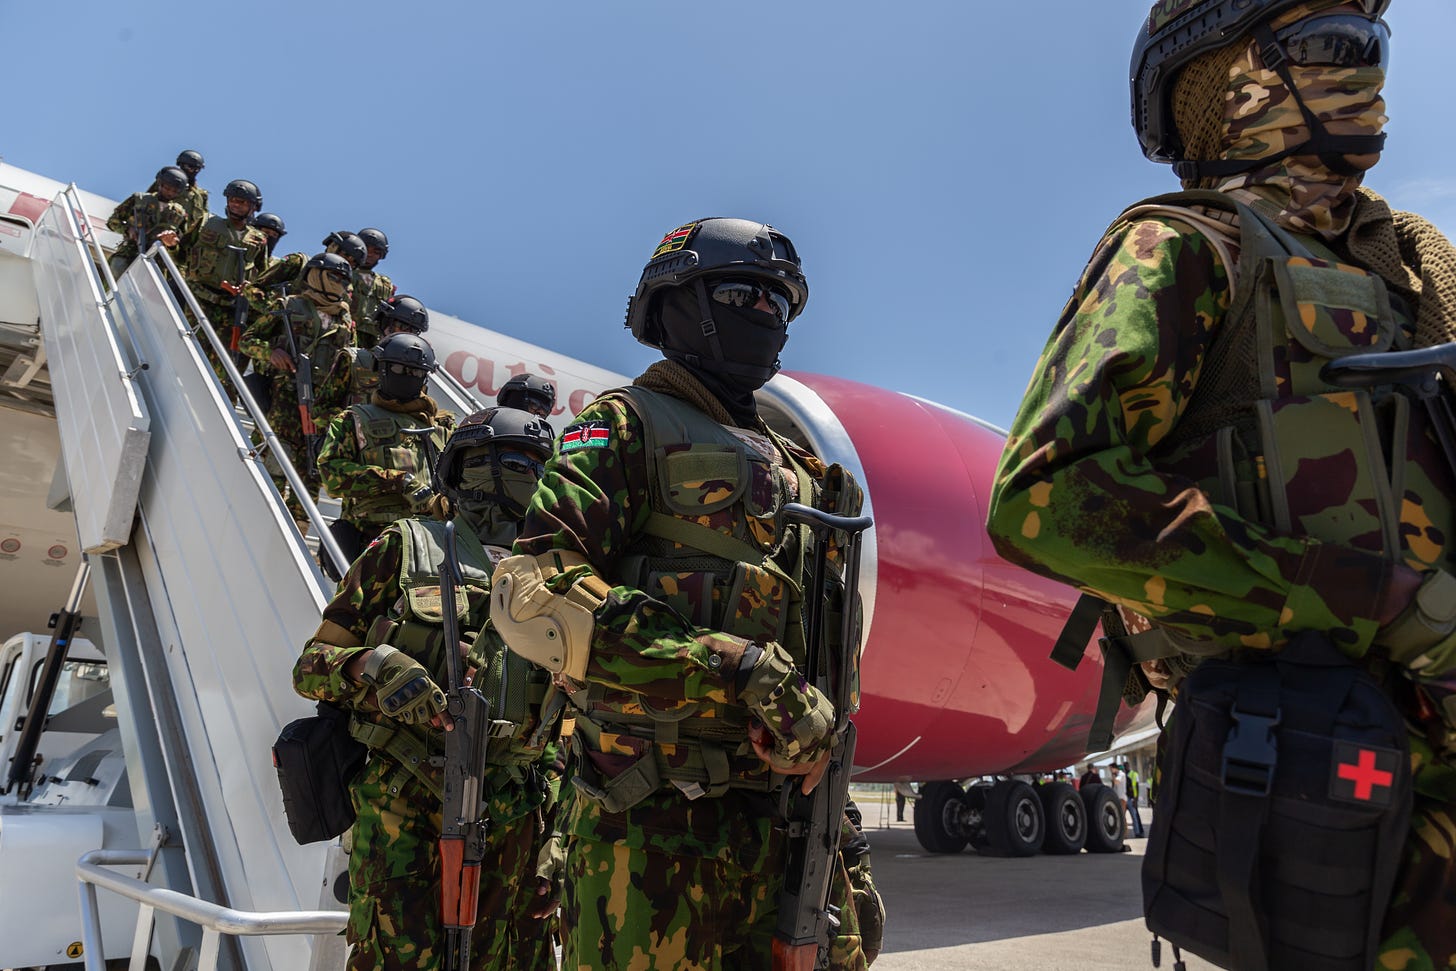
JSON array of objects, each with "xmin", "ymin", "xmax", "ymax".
[
  {"xmin": 458, "ymin": 463, "xmax": 540, "ymax": 515},
  {"xmin": 657, "ymin": 286, "xmax": 788, "ymax": 396}
]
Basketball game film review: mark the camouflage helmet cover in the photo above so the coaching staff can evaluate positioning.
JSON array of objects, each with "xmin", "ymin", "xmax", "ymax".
[
  {"xmin": 624, "ymin": 217, "xmax": 808, "ymax": 349},
  {"xmin": 1130, "ymin": 0, "xmax": 1392, "ymax": 163}
]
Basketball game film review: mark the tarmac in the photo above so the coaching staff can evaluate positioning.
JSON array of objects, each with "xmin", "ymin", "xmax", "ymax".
[{"xmin": 858, "ymin": 794, "xmax": 1219, "ymax": 971}]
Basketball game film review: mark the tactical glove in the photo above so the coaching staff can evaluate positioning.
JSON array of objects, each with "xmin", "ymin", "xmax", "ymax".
[
  {"xmin": 1378, "ymin": 569, "xmax": 1456, "ymax": 725},
  {"xmin": 400, "ymin": 473, "xmax": 436, "ymax": 513},
  {"xmin": 359, "ymin": 645, "xmax": 446, "ymax": 726},
  {"xmin": 737, "ymin": 641, "xmax": 834, "ymax": 770}
]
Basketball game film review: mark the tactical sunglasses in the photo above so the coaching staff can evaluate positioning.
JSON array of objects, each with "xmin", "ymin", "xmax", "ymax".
[
  {"xmin": 497, "ymin": 450, "xmax": 545, "ymax": 478},
  {"xmin": 711, "ymin": 280, "xmax": 792, "ymax": 325},
  {"xmin": 381, "ymin": 362, "xmax": 427, "ymax": 376},
  {"xmin": 1274, "ymin": 14, "xmax": 1389, "ymax": 70}
]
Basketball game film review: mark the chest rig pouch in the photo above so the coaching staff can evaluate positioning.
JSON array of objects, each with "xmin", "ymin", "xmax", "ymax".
[
  {"xmin": 280, "ymin": 297, "xmax": 351, "ymax": 388},
  {"xmin": 345, "ymin": 345, "xmax": 380, "ymax": 405},
  {"xmin": 348, "ymin": 519, "xmax": 553, "ymax": 801},
  {"xmin": 342, "ymin": 403, "xmax": 444, "ymax": 525},
  {"xmin": 567, "ymin": 386, "xmax": 826, "ymax": 813}
]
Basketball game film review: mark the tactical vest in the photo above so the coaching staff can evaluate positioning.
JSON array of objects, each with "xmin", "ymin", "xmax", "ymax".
[
  {"xmin": 341, "ymin": 402, "xmax": 447, "ymax": 525},
  {"xmin": 344, "ymin": 345, "xmax": 380, "ymax": 405},
  {"xmin": 136, "ymin": 193, "xmax": 188, "ymax": 242},
  {"xmin": 351, "ymin": 270, "xmax": 389, "ymax": 345},
  {"xmin": 567, "ymin": 386, "xmax": 837, "ymax": 812},
  {"xmin": 348, "ymin": 518, "xmax": 559, "ymax": 800},
  {"xmin": 185, "ymin": 216, "xmax": 265, "ymax": 299},
  {"xmin": 278, "ymin": 296, "xmax": 352, "ymax": 389},
  {"xmin": 1130, "ymin": 190, "xmax": 1454, "ymax": 582}
]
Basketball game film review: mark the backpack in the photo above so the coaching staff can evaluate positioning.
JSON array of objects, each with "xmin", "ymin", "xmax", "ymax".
[
  {"xmin": 1143, "ymin": 631, "xmax": 1411, "ymax": 971},
  {"xmin": 272, "ymin": 702, "xmax": 368, "ymax": 844}
]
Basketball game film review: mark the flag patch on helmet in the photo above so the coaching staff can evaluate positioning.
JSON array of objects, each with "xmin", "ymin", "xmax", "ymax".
[
  {"xmin": 652, "ymin": 222, "xmax": 699, "ymax": 259},
  {"xmin": 561, "ymin": 422, "xmax": 611, "ymax": 451}
]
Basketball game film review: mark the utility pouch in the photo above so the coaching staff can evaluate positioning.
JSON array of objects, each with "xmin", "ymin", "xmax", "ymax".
[
  {"xmin": 1143, "ymin": 631, "xmax": 1411, "ymax": 971},
  {"xmin": 272, "ymin": 702, "xmax": 368, "ymax": 845}
]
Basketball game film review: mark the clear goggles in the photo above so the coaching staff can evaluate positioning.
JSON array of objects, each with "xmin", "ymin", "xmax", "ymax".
[
  {"xmin": 1274, "ymin": 13, "xmax": 1389, "ymax": 70},
  {"xmin": 710, "ymin": 279, "xmax": 792, "ymax": 325}
]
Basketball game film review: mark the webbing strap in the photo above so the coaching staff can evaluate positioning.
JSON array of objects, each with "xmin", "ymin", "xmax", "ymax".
[
  {"xmin": 1088, "ymin": 629, "xmax": 1180, "ymax": 752},
  {"xmin": 1216, "ymin": 663, "xmax": 1280, "ymax": 971},
  {"xmin": 1051, "ymin": 593, "xmax": 1106, "ymax": 671},
  {"xmin": 347, "ymin": 716, "xmax": 443, "ymax": 801}
]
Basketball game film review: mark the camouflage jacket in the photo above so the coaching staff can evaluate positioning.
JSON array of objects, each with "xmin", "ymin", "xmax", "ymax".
[
  {"xmin": 350, "ymin": 268, "xmax": 396, "ymax": 346},
  {"xmin": 144, "ymin": 180, "xmax": 208, "ymax": 228},
  {"xmin": 986, "ymin": 205, "xmax": 1440, "ymax": 657},
  {"xmin": 106, "ymin": 192, "xmax": 188, "ymax": 259},
  {"xmin": 316, "ymin": 397, "xmax": 453, "ymax": 524},
  {"xmin": 513, "ymin": 391, "xmax": 831, "ymax": 860},
  {"xmin": 294, "ymin": 521, "xmax": 556, "ymax": 827},
  {"xmin": 238, "ymin": 294, "xmax": 353, "ymax": 416}
]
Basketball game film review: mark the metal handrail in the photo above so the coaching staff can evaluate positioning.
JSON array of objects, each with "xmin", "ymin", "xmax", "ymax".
[
  {"xmin": 64, "ymin": 183, "xmax": 118, "ymax": 295},
  {"xmin": 430, "ymin": 359, "xmax": 483, "ymax": 416},
  {"xmin": 145, "ymin": 245, "xmax": 350, "ymax": 578},
  {"xmin": 77, "ymin": 849, "xmax": 346, "ymax": 971}
]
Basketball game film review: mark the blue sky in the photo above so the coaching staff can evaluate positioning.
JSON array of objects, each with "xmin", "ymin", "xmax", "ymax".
[{"xmin": 4, "ymin": 1, "xmax": 1453, "ymax": 429}]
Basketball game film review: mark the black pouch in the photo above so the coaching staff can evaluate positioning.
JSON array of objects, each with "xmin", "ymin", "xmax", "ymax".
[
  {"xmin": 273, "ymin": 701, "xmax": 368, "ymax": 845},
  {"xmin": 1143, "ymin": 631, "xmax": 1411, "ymax": 971}
]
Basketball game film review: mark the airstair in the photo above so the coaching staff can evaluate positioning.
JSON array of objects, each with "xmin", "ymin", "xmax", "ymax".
[{"xmin": 2, "ymin": 185, "xmax": 486, "ymax": 971}]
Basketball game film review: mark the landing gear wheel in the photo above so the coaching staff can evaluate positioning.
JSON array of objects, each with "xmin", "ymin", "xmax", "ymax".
[
  {"xmin": 985, "ymin": 780, "xmax": 1045, "ymax": 857},
  {"xmin": 1038, "ymin": 780, "xmax": 1087, "ymax": 854},
  {"xmin": 913, "ymin": 780, "xmax": 969, "ymax": 854},
  {"xmin": 1081, "ymin": 782, "xmax": 1126, "ymax": 853}
]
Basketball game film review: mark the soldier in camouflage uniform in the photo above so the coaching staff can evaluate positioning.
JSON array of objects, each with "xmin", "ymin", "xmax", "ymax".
[
  {"xmin": 294, "ymin": 406, "xmax": 564, "ymax": 971},
  {"xmin": 497, "ymin": 373, "xmax": 556, "ymax": 420},
  {"xmin": 317, "ymin": 331, "xmax": 454, "ymax": 575},
  {"xmin": 238, "ymin": 252, "xmax": 355, "ymax": 526},
  {"xmin": 338, "ymin": 295, "xmax": 433, "ymax": 408},
  {"xmin": 251, "ymin": 212, "xmax": 287, "ymax": 259},
  {"xmin": 353, "ymin": 228, "xmax": 397, "ymax": 348},
  {"xmin": 105, "ymin": 166, "xmax": 190, "ymax": 277},
  {"xmin": 986, "ymin": 2, "xmax": 1456, "ymax": 966},
  {"xmin": 489, "ymin": 217, "xmax": 882, "ymax": 969},
  {"xmin": 145, "ymin": 150, "xmax": 209, "ymax": 231},
  {"xmin": 246, "ymin": 230, "xmax": 365, "ymax": 325},
  {"xmin": 178, "ymin": 178, "xmax": 269, "ymax": 382}
]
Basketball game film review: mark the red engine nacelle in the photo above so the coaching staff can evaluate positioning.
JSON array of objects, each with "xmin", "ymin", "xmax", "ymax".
[{"xmin": 764, "ymin": 371, "xmax": 1139, "ymax": 783}]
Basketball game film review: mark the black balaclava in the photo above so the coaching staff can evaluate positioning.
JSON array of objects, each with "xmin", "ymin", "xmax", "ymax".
[
  {"xmin": 377, "ymin": 365, "xmax": 427, "ymax": 402},
  {"xmin": 657, "ymin": 284, "xmax": 788, "ymax": 425}
]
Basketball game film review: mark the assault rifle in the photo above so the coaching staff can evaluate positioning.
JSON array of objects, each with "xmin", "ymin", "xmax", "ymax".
[
  {"xmin": 226, "ymin": 243, "xmax": 249, "ymax": 354},
  {"xmin": 773, "ymin": 503, "xmax": 873, "ymax": 971},
  {"xmin": 277, "ymin": 294, "xmax": 322, "ymax": 469},
  {"xmin": 438, "ymin": 522, "xmax": 492, "ymax": 971}
]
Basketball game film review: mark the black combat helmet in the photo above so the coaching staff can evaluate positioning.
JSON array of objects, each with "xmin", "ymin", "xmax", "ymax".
[
  {"xmin": 223, "ymin": 179, "xmax": 262, "ymax": 210},
  {"xmin": 625, "ymin": 217, "xmax": 807, "ymax": 390},
  {"xmin": 323, "ymin": 231, "xmax": 367, "ymax": 269},
  {"xmin": 1131, "ymin": 0, "xmax": 1390, "ymax": 179},
  {"xmin": 377, "ymin": 294, "xmax": 429, "ymax": 334},
  {"xmin": 176, "ymin": 150, "xmax": 205, "ymax": 173},
  {"xmin": 154, "ymin": 166, "xmax": 189, "ymax": 192},
  {"xmin": 251, "ymin": 212, "xmax": 287, "ymax": 238},
  {"xmin": 497, "ymin": 373, "xmax": 557, "ymax": 417},
  {"xmin": 373, "ymin": 332, "xmax": 437, "ymax": 401},
  {"xmin": 435, "ymin": 406, "xmax": 554, "ymax": 516},
  {"xmin": 357, "ymin": 227, "xmax": 389, "ymax": 258}
]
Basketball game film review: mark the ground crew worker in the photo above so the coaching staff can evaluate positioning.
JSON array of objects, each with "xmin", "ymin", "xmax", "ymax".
[
  {"xmin": 986, "ymin": 1, "xmax": 1456, "ymax": 965},
  {"xmin": 178, "ymin": 178, "xmax": 269, "ymax": 382},
  {"xmin": 338, "ymin": 295, "xmax": 432, "ymax": 407},
  {"xmin": 489, "ymin": 217, "xmax": 882, "ymax": 968},
  {"xmin": 293, "ymin": 405, "xmax": 564, "ymax": 971},
  {"xmin": 146, "ymin": 150, "xmax": 208, "ymax": 229},
  {"xmin": 238, "ymin": 252, "xmax": 354, "ymax": 527},
  {"xmin": 352, "ymin": 228, "xmax": 396, "ymax": 347},
  {"xmin": 316, "ymin": 331, "xmax": 453, "ymax": 574},
  {"xmin": 251, "ymin": 212, "xmax": 287, "ymax": 259},
  {"xmin": 496, "ymin": 373, "xmax": 556, "ymax": 419},
  {"xmin": 105, "ymin": 166, "xmax": 190, "ymax": 277}
]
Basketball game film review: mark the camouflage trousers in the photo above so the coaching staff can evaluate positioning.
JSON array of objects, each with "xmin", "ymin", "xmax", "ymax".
[
  {"xmin": 185, "ymin": 295, "xmax": 244, "ymax": 389},
  {"xmin": 559, "ymin": 833, "xmax": 868, "ymax": 971},
  {"xmin": 257, "ymin": 374, "xmax": 335, "ymax": 522},
  {"xmin": 1375, "ymin": 727, "xmax": 1456, "ymax": 970},
  {"xmin": 346, "ymin": 771, "xmax": 557, "ymax": 971}
]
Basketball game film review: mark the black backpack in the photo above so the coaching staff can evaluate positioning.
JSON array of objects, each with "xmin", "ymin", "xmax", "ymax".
[
  {"xmin": 272, "ymin": 701, "xmax": 368, "ymax": 844},
  {"xmin": 1143, "ymin": 631, "xmax": 1411, "ymax": 971}
]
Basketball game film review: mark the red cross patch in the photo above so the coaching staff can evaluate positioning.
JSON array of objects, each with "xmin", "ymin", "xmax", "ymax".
[{"xmin": 1329, "ymin": 741, "xmax": 1400, "ymax": 808}]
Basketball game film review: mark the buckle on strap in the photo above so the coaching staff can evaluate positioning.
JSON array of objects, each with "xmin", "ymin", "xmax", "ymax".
[{"xmin": 1222, "ymin": 705, "xmax": 1280, "ymax": 796}]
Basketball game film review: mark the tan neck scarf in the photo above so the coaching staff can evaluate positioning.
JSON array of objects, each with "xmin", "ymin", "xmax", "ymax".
[
  {"xmin": 632, "ymin": 359, "xmax": 741, "ymax": 428},
  {"xmin": 369, "ymin": 391, "xmax": 438, "ymax": 417}
]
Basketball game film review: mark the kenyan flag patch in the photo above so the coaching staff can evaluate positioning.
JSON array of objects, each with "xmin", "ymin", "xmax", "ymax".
[
  {"xmin": 652, "ymin": 222, "xmax": 699, "ymax": 259},
  {"xmin": 561, "ymin": 421, "xmax": 611, "ymax": 452}
]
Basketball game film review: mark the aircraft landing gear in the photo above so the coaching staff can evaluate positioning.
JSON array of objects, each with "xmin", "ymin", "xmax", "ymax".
[
  {"xmin": 1080, "ymin": 782, "xmax": 1127, "ymax": 853},
  {"xmin": 913, "ymin": 780, "xmax": 973, "ymax": 854},
  {"xmin": 1038, "ymin": 780, "xmax": 1088, "ymax": 854}
]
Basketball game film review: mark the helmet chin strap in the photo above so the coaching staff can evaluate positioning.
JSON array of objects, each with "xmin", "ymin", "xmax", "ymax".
[
  {"xmin": 663, "ymin": 280, "xmax": 780, "ymax": 383},
  {"xmin": 1174, "ymin": 23, "xmax": 1385, "ymax": 183}
]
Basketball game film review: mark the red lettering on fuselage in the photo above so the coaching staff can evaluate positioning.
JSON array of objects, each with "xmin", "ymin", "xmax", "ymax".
[{"xmin": 443, "ymin": 351, "xmax": 596, "ymax": 419}]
